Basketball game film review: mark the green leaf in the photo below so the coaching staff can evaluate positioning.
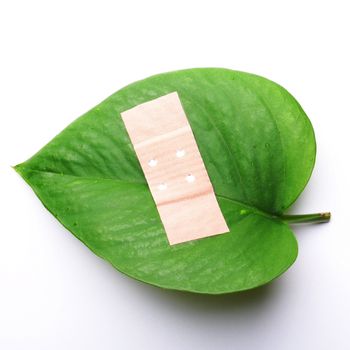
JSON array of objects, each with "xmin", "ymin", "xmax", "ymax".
[{"xmin": 15, "ymin": 68, "xmax": 324, "ymax": 294}]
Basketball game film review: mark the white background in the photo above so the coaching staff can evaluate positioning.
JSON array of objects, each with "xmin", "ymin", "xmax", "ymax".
[{"xmin": 0, "ymin": 1, "xmax": 349, "ymax": 349}]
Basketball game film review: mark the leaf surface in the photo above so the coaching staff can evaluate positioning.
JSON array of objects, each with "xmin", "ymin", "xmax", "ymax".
[{"xmin": 16, "ymin": 68, "xmax": 316, "ymax": 293}]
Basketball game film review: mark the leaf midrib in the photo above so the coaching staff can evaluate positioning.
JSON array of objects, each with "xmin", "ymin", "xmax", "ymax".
[{"xmin": 16, "ymin": 165, "xmax": 279, "ymax": 221}]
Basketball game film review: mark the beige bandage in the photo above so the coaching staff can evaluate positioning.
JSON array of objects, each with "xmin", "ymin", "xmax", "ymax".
[{"xmin": 121, "ymin": 92, "xmax": 229, "ymax": 245}]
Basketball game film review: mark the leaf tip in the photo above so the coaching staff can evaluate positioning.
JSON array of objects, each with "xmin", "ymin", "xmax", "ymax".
[{"xmin": 12, "ymin": 163, "xmax": 25, "ymax": 177}]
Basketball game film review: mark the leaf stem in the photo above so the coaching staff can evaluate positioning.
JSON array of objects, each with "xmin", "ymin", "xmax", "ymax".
[{"xmin": 280, "ymin": 212, "xmax": 331, "ymax": 224}]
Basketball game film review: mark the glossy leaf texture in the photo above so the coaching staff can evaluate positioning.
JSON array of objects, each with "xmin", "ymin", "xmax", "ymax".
[{"xmin": 15, "ymin": 68, "xmax": 316, "ymax": 294}]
